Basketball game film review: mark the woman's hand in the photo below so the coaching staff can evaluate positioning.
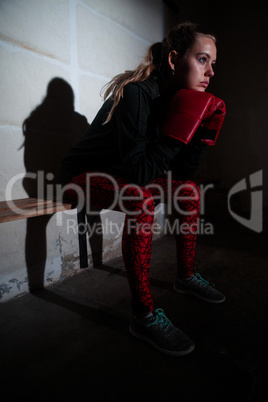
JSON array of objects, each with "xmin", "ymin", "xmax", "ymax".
[
  {"xmin": 200, "ymin": 96, "xmax": 226, "ymax": 145},
  {"xmin": 160, "ymin": 89, "xmax": 226, "ymax": 146}
]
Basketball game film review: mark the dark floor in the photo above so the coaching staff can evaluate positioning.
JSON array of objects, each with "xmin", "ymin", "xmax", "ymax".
[{"xmin": 0, "ymin": 216, "xmax": 267, "ymax": 402}]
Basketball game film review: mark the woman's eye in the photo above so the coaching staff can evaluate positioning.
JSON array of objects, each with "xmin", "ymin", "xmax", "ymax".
[{"xmin": 199, "ymin": 57, "xmax": 206, "ymax": 64}]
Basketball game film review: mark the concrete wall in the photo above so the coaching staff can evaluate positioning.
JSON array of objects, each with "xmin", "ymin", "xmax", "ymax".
[{"xmin": 0, "ymin": 0, "xmax": 172, "ymax": 302}]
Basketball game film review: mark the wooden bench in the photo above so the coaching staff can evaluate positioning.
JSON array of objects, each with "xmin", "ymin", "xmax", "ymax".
[{"xmin": 0, "ymin": 197, "xmax": 90, "ymax": 268}]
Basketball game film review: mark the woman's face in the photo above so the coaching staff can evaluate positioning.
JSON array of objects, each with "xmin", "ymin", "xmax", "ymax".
[{"xmin": 172, "ymin": 35, "xmax": 217, "ymax": 92}]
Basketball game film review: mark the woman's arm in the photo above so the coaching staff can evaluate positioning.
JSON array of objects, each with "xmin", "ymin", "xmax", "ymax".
[{"xmin": 115, "ymin": 83, "xmax": 183, "ymax": 186}]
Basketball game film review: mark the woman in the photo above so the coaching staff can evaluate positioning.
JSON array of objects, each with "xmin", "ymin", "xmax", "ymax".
[{"xmin": 61, "ymin": 22, "xmax": 226, "ymax": 356}]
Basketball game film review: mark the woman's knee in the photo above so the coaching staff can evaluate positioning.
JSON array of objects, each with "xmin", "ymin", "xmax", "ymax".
[
  {"xmin": 184, "ymin": 181, "xmax": 201, "ymax": 200},
  {"xmin": 119, "ymin": 185, "xmax": 155, "ymax": 216},
  {"xmin": 174, "ymin": 180, "xmax": 200, "ymax": 214}
]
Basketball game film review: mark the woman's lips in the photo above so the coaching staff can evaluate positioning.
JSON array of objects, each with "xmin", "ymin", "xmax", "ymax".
[{"xmin": 200, "ymin": 82, "xmax": 209, "ymax": 88}]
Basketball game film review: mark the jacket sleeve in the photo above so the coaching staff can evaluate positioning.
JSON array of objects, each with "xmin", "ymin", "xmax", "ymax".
[{"xmin": 115, "ymin": 83, "xmax": 182, "ymax": 186}]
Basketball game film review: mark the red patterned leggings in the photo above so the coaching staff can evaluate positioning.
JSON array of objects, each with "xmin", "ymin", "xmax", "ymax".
[{"xmin": 64, "ymin": 172, "xmax": 200, "ymax": 316}]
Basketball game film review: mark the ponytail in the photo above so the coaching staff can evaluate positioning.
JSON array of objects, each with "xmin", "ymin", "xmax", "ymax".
[{"xmin": 101, "ymin": 42, "xmax": 162, "ymax": 123}]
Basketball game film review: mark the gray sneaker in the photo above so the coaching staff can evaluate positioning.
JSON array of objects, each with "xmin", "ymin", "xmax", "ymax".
[
  {"xmin": 174, "ymin": 273, "xmax": 226, "ymax": 303},
  {"xmin": 129, "ymin": 308, "xmax": 195, "ymax": 356}
]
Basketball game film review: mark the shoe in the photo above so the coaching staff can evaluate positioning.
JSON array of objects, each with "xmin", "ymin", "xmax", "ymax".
[
  {"xmin": 174, "ymin": 273, "xmax": 226, "ymax": 303},
  {"xmin": 129, "ymin": 308, "xmax": 195, "ymax": 356}
]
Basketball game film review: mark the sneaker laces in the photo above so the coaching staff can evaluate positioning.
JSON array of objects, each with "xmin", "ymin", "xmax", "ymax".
[
  {"xmin": 146, "ymin": 308, "xmax": 171, "ymax": 331},
  {"xmin": 195, "ymin": 273, "xmax": 215, "ymax": 287}
]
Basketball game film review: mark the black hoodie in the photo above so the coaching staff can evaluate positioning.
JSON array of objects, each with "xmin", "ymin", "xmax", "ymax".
[{"xmin": 60, "ymin": 77, "xmax": 208, "ymax": 187}]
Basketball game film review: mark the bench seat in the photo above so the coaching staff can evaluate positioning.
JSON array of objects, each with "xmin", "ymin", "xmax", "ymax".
[{"xmin": 0, "ymin": 198, "xmax": 73, "ymax": 223}]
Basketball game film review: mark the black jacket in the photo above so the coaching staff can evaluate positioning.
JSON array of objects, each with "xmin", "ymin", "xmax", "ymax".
[{"xmin": 60, "ymin": 77, "xmax": 208, "ymax": 186}]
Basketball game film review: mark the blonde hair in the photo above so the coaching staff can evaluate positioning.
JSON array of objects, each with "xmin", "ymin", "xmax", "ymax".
[{"xmin": 102, "ymin": 22, "xmax": 216, "ymax": 123}]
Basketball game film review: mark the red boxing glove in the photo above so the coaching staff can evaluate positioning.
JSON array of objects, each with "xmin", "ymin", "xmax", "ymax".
[
  {"xmin": 200, "ymin": 96, "xmax": 226, "ymax": 145},
  {"xmin": 160, "ymin": 89, "xmax": 226, "ymax": 146}
]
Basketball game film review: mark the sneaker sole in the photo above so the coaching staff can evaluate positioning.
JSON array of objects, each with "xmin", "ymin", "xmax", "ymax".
[
  {"xmin": 173, "ymin": 285, "xmax": 226, "ymax": 304},
  {"xmin": 129, "ymin": 325, "xmax": 195, "ymax": 357}
]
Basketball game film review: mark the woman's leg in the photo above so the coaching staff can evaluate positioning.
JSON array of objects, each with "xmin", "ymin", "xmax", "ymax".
[
  {"xmin": 173, "ymin": 181, "xmax": 200, "ymax": 279},
  {"xmin": 64, "ymin": 172, "xmax": 155, "ymax": 316},
  {"xmin": 148, "ymin": 176, "xmax": 200, "ymax": 279},
  {"xmin": 122, "ymin": 205, "xmax": 155, "ymax": 316},
  {"xmin": 149, "ymin": 175, "xmax": 225, "ymax": 303}
]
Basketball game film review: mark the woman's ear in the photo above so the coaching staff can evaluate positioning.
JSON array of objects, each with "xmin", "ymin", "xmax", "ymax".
[{"xmin": 168, "ymin": 50, "xmax": 178, "ymax": 72}]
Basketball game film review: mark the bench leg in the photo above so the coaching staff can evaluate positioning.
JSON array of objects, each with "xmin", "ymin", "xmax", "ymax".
[{"xmin": 77, "ymin": 206, "xmax": 88, "ymax": 268}]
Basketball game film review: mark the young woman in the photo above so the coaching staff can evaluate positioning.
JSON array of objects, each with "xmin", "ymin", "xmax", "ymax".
[{"xmin": 61, "ymin": 22, "xmax": 226, "ymax": 356}]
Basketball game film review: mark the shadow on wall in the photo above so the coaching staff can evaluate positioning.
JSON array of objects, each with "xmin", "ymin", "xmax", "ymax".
[{"xmin": 21, "ymin": 77, "xmax": 102, "ymax": 291}]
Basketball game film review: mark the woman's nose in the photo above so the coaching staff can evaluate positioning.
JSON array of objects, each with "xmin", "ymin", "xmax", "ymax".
[{"xmin": 205, "ymin": 64, "xmax": 214, "ymax": 78}]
